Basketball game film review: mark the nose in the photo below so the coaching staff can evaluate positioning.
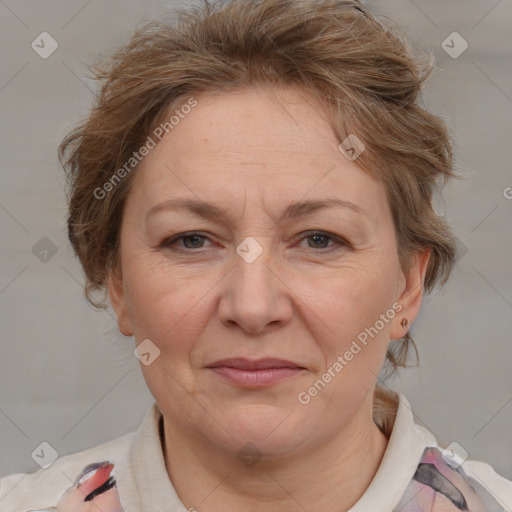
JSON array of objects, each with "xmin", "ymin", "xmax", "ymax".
[{"xmin": 217, "ymin": 238, "xmax": 293, "ymax": 335}]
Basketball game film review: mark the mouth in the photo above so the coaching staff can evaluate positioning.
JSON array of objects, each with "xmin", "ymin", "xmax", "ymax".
[
  {"xmin": 207, "ymin": 357, "xmax": 305, "ymax": 370},
  {"xmin": 206, "ymin": 357, "xmax": 306, "ymax": 387}
]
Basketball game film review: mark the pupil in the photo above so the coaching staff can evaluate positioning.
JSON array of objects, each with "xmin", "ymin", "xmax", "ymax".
[
  {"xmin": 311, "ymin": 235, "xmax": 327, "ymax": 248},
  {"xmin": 185, "ymin": 235, "xmax": 202, "ymax": 248}
]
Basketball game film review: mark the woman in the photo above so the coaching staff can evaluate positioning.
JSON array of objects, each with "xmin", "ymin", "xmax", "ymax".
[{"xmin": 0, "ymin": 0, "xmax": 510, "ymax": 511}]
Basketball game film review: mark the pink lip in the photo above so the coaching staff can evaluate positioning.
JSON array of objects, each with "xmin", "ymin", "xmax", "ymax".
[
  {"xmin": 207, "ymin": 357, "xmax": 304, "ymax": 370},
  {"xmin": 206, "ymin": 358, "xmax": 306, "ymax": 387}
]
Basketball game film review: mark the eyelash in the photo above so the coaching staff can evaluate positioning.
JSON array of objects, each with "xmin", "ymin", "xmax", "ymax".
[{"xmin": 160, "ymin": 231, "xmax": 350, "ymax": 253}]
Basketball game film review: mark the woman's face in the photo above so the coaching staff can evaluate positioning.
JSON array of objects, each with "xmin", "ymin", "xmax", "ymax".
[{"xmin": 108, "ymin": 86, "xmax": 428, "ymax": 457}]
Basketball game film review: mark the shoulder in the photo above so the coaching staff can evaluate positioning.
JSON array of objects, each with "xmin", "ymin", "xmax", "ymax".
[
  {"xmin": 0, "ymin": 431, "xmax": 135, "ymax": 512},
  {"xmin": 414, "ymin": 428, "xmax": 512, "ymax": 511},
  {"xmin": 461, "ymin": 458, "xmax": 512, "ymax": 510},
  {"xmin": 388, "ymin": 394, "xmax": 512, "ymax": 511}
]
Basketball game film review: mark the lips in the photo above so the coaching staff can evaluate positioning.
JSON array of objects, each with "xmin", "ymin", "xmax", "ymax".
[
  {"xmin": 206, "ymin": 358, "xmax": 306, "ymax": 387},
  {"xmin": 206, "ymin": 357, "xmax": 304, "ymax": 370}
]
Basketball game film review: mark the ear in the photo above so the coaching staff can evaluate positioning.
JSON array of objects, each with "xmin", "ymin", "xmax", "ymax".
[
  {"xmin": 107, "ymin": 267, "xmax": 134, "ymax": 337},
  {"xmin": 389, "ymin": 249, "xmax": 431, "ymax": 340}
]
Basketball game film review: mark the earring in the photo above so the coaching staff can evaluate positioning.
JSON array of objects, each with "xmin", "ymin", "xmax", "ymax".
[
  {"xmin": 401, "ymin": 318, "xmax": 409, "ymax": 329},
  {"xmin": 119, "ymin": 324, "xmax": 131, "ymax": 337}
]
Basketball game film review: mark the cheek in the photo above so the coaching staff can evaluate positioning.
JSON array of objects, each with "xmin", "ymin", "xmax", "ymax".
[
  {"xmin": 305, "ymin": 261, "xmax": 397, "ymax": 379},
  {"xmin": 314, "ymin": 260, "xmax": 397, "ymax": 332},
  {"xmin": 123, "ymin": 255, "xmax": 201, "ymax": 336},
  {"xmin": 123, "ymin": 260, "xmax": 218, "ymax": 389}
]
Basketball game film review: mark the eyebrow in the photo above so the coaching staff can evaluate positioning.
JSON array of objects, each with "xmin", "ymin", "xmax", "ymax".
[{"xmin": 146, "ymin": 197, "xmax": 367, "ymax": 225}]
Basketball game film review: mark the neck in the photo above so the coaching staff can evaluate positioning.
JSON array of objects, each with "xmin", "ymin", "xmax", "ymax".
[{"xmin": 162, "ymin": 391, "xmax": 389, "ymax": 512}]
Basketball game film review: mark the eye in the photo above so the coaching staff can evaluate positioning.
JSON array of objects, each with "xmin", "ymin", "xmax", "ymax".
[
  {"xmin": 296, "ymin": 231, "xmax": 349, "ymax": 252},
  {"xmin": 161, "ymin": 232, "xmax": 211, "ymax": 250},
  {"xmin": 160, "ymin": 230, "xmax": 350, "ymax": 253}
]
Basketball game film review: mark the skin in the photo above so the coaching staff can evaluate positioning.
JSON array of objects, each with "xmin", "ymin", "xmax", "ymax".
[{"xmin": 108, "ymin": 84, "xmax": 430, "ymax": 512}]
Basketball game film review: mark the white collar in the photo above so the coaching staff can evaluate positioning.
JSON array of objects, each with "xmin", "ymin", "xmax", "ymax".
[
  {"xmin": 349, "ymin": 392, "xmax": 436, "ymax": 511},
  {"xmin": 131, "ymin": 392, "xmax": 435, "ymax": 512},
  {"xmin": 131, "ymin": 402, "xmax": 185, "ymax": 512}
]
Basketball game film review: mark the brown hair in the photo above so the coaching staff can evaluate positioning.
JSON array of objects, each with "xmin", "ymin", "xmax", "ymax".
[{"xmin": 58, "ymin": 0, "xmax": 460, "ymax": 428}]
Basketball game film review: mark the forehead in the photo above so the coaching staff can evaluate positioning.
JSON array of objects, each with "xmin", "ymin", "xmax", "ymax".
[
  {"xmin": 129, "ymin": 86, "xmax": 388, "ymax": 219},
  {"xmin": 153, "ymin": 86, "xmax": 344, "ymax": 170}
]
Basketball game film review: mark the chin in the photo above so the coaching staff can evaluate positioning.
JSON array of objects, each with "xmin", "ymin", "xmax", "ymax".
[{"xmin": 213, "ymin": 404, "xmax": 307, "ymax": 455}]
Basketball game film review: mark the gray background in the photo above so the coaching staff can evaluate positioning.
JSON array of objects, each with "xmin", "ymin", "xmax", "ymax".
[{"xmin": 0, "ymin": 0, "xmax": 511, "ymax": 482}]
